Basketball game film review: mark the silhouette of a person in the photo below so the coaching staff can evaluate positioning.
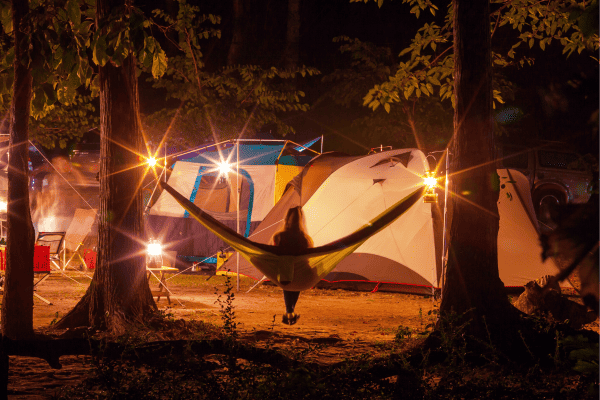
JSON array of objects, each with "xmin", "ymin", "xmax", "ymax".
[{"xmin": 270, "ymin": 206, "xmax": 314, "ymax": 325}]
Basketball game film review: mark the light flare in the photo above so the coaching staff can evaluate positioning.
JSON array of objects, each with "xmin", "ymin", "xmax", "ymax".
[
  {"xmin": 217, "ymin": 161, "xmax": 232, "ymax": 176},
  {"xmin": 423, "ymin": 175, "xmax": 438, "ymax": 189},
  {"xmin": 147, "ymin": 241, "xmax": 162, "ymax": 256}
]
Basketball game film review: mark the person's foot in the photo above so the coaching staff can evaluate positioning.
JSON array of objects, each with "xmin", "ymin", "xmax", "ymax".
[{"xmin": 282, "ymin": 313, "xmax": 300, "ymax": 325}]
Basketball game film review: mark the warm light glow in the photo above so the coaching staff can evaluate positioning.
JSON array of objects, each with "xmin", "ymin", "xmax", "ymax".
[
  {"xmin": 423, "ymin": 176, "xmax": 437, "ymax": 188},
  {"xmin": 147, "ymin": 241, "xmax": 162, "ymax": 256},
  {"xmin": 217, "ymin": 161, "xmax": 232, "ymax": 175},
  {"xmin": 423, "ymin": 172, "xmax": 438, "ymax": 203},
  {"xmin": 0, "ymin": 201, "xmax": 6, "ymax": 212},
  {"xmin": 147, "ymin": 157, "xmax": 157, "ymax": 167}
]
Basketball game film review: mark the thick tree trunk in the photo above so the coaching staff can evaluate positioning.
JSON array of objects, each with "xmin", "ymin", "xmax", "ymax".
[
  {"xmin": 55, "ymin": 0, "xmax": 156, "ymax": 334},
  {"xmin": 439, "ymin": 0, "xmax": 517, "ymax": 342},
  {"xmin": 282, "ymin": 0, "xmax": 300, "ymax": 70},
  {"xmin": 2, "ymin": 0, "xmax": 36, "ymax": 340},
  {"xmin": 227, "ymin": 0, "xmax": 244, "ymax": 65}
]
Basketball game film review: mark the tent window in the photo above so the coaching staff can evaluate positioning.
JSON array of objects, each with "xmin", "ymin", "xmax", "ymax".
[
  {"xmin": 193, "ymin": 173, "xmax": 249, "ymax": 214},
  {"xmin": 198, "ymin": 175, "xmax": 229, "ymax": 190},
  {"xmin": 370, "ymin": 152, "xmax": 412, "ymax": 168}
]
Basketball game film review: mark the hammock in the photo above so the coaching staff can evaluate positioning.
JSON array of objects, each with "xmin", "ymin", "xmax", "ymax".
[{"xmin": 160, "ymin": 181, "xmax": 426, "ymax": 291}]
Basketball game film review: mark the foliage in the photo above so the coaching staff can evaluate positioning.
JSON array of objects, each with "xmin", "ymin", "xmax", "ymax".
[
  {"xmin": 28, "ymin": 95, "xmax": 98, "ymax": 149},
  {"xmin": 141, "ymin": 1, "xmax": 319, "ymax": 149},
  {"xmin": 139, "ymin": 0, "xmax": 319, "ymax": 149},
  {"xmin": 322, "ymin": 37, "xmax": 453, "ymax": 150},
  {"xmin": 215, "ymin": 275, "xmax": 238, "ymax": 342},
  {"xmin": 350, "ymin": 0, "xmax": 598, "ymax": 113},
  {"xmin": 0, "ymin": 0, "xmax": 169, "ymax": 148}
]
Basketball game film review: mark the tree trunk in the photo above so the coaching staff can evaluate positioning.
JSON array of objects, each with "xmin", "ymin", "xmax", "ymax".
[
  {"xmin": 282, "ymin": 0, "xmax": 300, "ymax": 70},
  {"xmin": 227, "ymin": 0, "xmax": 244, "ymax": 65},
  {"xmin": 55, "ymin": 0, "xmax": 156, "ymax": 334},
  {"xmin": 439, "ymin": 0, "xmax": 517, "ymax": 343},
  {"xmin": 2, "ymin": 0, "xmax": 36, "ymax": 340}
]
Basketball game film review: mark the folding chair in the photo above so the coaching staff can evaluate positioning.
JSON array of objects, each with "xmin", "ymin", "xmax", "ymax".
[
  {"xmin": 0, "ymin": 245, "xmax": 53, "ymax": 305},
  {"xmin": 62, "ymin": 209, "xmax": 97, "ymax": 271},
  {"xmin": 32, "ymin": 245, "xmax": 52, "ymax": 305},
  {"xmin": 35, "ymin": 232, "xmax": 66, "ymax": 271},
  {"xmin": 83, "ymin": 249, "xmax": 96, "ymax": 269},
  {"xmin": 36, "ymin": 231, "xmax": 89, "ymax": 286}
]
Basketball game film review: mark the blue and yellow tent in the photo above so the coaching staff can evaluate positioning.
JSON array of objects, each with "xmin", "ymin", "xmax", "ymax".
[{"xmin": 145, "ymin": 140, "xmax": 317, "ymax": 260}]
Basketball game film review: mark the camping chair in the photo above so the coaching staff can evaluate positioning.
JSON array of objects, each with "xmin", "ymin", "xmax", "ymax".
[
  {"xmin": 0, "ymin": 245, "xmax": 53, "ymax": 305},
  {"xmin": 147, "ymin": 250, "xmax": 179, "ymax": 305},
  {"xmin": 62, "ymin": 209, "xmax": 97, "ymax": 272},
  {"xmin": 35, "ymin": 232, "xmax": 66, "ymax": 272},
  {"xmin": 36, "ymin": 231, "xmax": 89, "ymax": 285}
]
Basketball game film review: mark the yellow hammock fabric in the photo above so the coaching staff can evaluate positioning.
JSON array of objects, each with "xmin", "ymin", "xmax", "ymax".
[{"xmin": 160, "ymin": 181, "xmax": 425, "ymax": 291}]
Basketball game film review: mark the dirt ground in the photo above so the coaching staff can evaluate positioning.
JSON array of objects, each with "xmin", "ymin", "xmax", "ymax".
[
  {"xmin": 30, "ymin": 272, "xmax": 440, "ymax": 339},
  {"xmin": 5, "ymin": 271, "xmax": 599, "ymax": 398}
]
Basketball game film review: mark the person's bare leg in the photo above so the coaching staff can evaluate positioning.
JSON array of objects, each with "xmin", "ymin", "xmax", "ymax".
[{"xmin": 282, "ymin": 290, "xmax": 301, "ymax": 325}]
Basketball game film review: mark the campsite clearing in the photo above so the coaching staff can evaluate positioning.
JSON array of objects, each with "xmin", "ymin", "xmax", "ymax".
[
  {"xmin": 31, "ymin": 273, "xmax": 441, "ymax": 345},
  {"xmin": 7, "ymin": 273, "xmax": 597, "ymax": 397}
]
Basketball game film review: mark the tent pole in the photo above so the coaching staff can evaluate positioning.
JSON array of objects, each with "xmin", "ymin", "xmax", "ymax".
[
  {"xmin": 441, "ymin": 148, "xmax": 450, "ymax": 297},
  {"xmin": 236, "ymin": 141, "xmax": 240, "ymax": 291},
  {"xmin": 321, "ymin": 135, "xmax": 324, "ymax": 154}
]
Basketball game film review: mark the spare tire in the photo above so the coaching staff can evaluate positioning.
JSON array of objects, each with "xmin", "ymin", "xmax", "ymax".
[{"xmin": 532, "ymin": 189, "xmax": 565, "ymax": 229}]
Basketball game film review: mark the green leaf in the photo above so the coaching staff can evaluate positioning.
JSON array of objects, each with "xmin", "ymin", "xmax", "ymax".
[
  {"xmin": 152, "ymin": 48, "xmax": 168, "ymax": 79},
  {"xmin": 528, "ymin": 38, "xmax": 534, "ymax": 48},
  {"xmin": 31, "ymin": 89, "xmax": 47, "ymax": 115},
  {"xmin": 41, "ymin": 83, "xmax": 57, "ymax": 106},
  {"xmin": 399, "ymin": 47, "xmax": 412, "ymax": 57},
  {"xmin": 93, "ymin": 36, "xmax": 108, "ymax": 66},
  {"xmin": 144, "ymin": 36, "xmax": 156, "ymax": 55},
  {"xmin": 384, "ymin": 102, "xmax": 390, "ymax": 113},
  {"xmin": 66, "ymin": 0, "xmax": 81, "ymax": 27},
  {"xmin": 0, "ymin": 5, "xmax": 12, "ymax": 34},
  {"xmin": 572, "ymin": 360, "xmax": 598, "ymax": 375}
]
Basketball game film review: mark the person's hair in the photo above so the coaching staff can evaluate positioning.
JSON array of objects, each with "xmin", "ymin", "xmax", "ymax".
[
  {"xmin": 272, "ymin": 206, "xmax": 313, "ymax": 248},
  {"xmin": 283, "ymin": 206, "xmax": 306, "ymax": 232}
]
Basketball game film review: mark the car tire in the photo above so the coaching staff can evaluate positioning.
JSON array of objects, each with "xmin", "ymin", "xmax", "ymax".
[{"xmin": 532, "ymin": 189, "xmax": 565, "ymax": 230}]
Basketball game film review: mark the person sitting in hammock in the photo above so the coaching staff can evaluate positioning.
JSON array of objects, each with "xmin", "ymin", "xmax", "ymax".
[{"xmin": 270, "ymin": 206, "xmax": 314, "ymax": 325}]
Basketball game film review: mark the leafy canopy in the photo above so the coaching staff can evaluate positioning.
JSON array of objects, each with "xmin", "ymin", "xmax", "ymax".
[
  {"xmin": 143, "ymin": 1, "xmax": 319, "ymax": 148},
  {"xmin": 350, "ymin": 0, "xmax": 598, "ymax": 112}
]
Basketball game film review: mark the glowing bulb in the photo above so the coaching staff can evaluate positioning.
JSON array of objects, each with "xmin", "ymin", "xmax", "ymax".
[
  {"xmin": 217, "ymin": 161, "xmax": 232, "ymax": 175},
  {"xmin": 147, "ymin": 157, "xmax": 157, "ymax": 167},
  {"xmin": 147, "ymin": 241, "xmax": 162, "ymax": 256},
  {"xmin": 423, "ymin": 176, "xmax": 437, "ymax": 188},
  {"xmin": 0, "ymin": 201, "xmax": 6, "ymax": 212}
]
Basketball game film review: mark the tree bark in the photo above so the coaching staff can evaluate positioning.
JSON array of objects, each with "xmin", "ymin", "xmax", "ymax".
[
  {"xmin": 282, "ymin": 0, "xmax": 300, "ymax": 70},
  {"xmin": 55, "ymin": 0, "xmax": 156, "ymax": 334},
  {"xmin": 2, "ymin": 0, "xmax": 36, "ymax": 340},
  {"xmin": 227, "ymin": 0, "xmax": 244, "ymax": 65},
  {"xmin": 439, "ymin": 0, "xmax": 517, "ymax": 343}
]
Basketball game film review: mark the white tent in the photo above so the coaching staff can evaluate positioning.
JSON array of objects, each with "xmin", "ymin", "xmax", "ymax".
[{"xmin": 222, "ymin": 149, "xmax": 563, "ymax": 294}]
